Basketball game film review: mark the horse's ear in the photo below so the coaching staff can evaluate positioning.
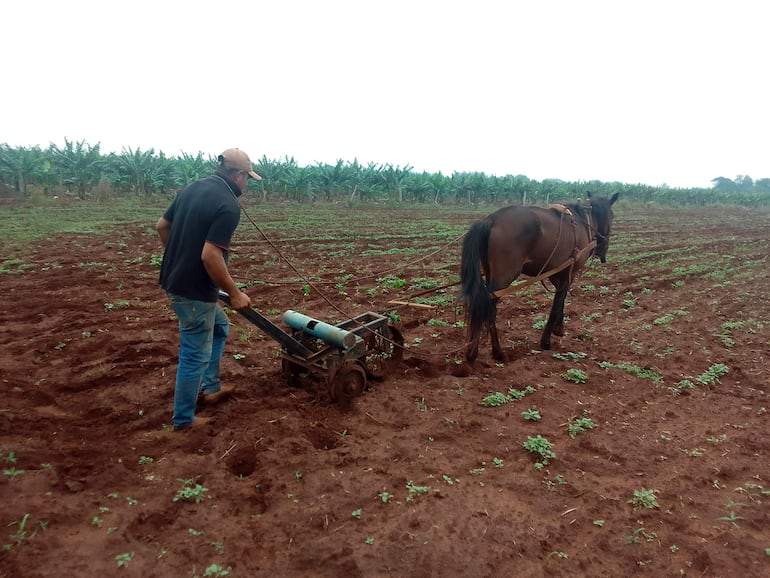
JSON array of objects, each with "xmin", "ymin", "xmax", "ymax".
[{"xmin": 610, "ymin": 192, "xmax": 619, "ymax": 205}]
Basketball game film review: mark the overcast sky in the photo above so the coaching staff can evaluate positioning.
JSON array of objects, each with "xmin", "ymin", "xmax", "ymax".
[{"xmin": 2, "ymin": 1, "xmax": 767, "ymax": 188}]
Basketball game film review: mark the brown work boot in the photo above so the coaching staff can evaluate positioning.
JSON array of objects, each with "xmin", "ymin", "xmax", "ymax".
[{"xmin": 200, "ymin": 385, "xmax": 236, "ymax": 405}]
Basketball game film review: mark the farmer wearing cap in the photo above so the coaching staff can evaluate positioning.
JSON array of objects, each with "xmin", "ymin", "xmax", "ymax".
[{"xmin": 155, "ymin": 149, "xmax": 261, "ymax": 430}]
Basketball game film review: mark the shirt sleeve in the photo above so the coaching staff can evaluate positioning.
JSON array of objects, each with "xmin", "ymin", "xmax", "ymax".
[
  {"xmin": 205, "ymin": 205, "xmax": 241, "ymax": 250},
  {"xmin": 163, "ymin": 196, "xmax": 178, "ymax": 222}
]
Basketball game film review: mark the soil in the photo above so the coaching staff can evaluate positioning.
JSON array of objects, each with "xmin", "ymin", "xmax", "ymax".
[{"xmin": 1, "ymin": 203, "xmax": 768, "ymax": 578}]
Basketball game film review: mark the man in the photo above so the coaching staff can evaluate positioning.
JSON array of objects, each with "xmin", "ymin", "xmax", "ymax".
[{"xmin": 156, "ymin": 148, "xmax": 260, "ymax": 430}]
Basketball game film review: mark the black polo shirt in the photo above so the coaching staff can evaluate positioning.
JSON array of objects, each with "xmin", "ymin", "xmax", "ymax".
[{"xmin": 159, "ymin": 175, "xmax": 242, "ymax": 302}]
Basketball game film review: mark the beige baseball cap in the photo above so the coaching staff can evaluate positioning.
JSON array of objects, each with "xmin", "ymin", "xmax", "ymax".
[{"xmin": 218, "ymin": 148, "xmax": 262, "ymax": 180}]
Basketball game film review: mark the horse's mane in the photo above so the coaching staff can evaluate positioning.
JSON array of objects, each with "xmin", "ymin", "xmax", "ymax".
[{"xmin": 560, "ymin": 201, "xmax": 587, "ymax": 221}]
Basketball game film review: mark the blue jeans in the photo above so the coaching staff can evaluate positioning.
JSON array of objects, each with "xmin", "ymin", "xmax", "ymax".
[{"xmin": 168, "ymin": 293, "xmax": 230, "ymax": 428}]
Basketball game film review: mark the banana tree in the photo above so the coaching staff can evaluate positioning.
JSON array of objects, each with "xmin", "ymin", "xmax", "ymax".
[
  {"xmin": 379, "ymin": 163, "xmax": 413, "ymax": 203},
  {"xmin": 48, "ymin": 139, "xmax": 103, "ymax": 199},
  {"xmin": 175, "ymin": 152, "xmax": 212, "ymax": 187},
  {"xmin": 0, "ymin": 144, "xmax": 45, "ymax": 196},
  {"xmin": 115, "ymin": 146, "xmax": 157, "ymax": 198}
]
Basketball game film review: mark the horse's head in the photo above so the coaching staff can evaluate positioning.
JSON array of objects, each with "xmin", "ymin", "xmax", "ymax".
[{"xmin": 587, "ymin": 192, "xmax": 619, "ymax": 263}]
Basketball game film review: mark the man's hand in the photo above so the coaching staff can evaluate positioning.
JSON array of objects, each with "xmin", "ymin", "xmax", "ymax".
[
  {"xmin": 156, "ymin": 217, "xmax": 171, "ymax": 247},
  {"xmin": 229, "ymin": 289, "xmax": 251, "ymax": 310},
  {"xmin": 201, "ymin": 242, "xmax": 251, "ymax": 308}
]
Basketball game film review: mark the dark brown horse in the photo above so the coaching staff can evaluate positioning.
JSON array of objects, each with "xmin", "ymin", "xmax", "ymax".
[{"xmin": 460, "ymin": 192, "xmax": 619, "ymax": 361}]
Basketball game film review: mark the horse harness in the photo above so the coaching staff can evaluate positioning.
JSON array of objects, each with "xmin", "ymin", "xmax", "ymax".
[{"xmin": 491, "ymin": 203, "xmax": 597, "ymax": 299}]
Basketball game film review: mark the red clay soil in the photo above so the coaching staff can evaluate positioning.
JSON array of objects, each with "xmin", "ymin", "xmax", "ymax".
[{"xmin": 1, "ymin": 204, "xmax": 768, "ymax": 578}]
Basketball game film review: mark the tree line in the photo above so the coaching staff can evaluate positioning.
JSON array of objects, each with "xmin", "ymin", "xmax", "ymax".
[{"xmin": 1, "ymin": 139, "xmax": 768, "ymax": 206}]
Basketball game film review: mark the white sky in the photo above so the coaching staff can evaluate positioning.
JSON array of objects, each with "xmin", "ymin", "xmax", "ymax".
[{"xmin": 2, "ymin": 0, "xmax": 767, "ymax": 189}]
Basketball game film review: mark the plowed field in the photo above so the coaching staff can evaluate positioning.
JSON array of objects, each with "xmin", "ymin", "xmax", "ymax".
[{"xmin": 1, "ymin": 201, "xmax": 768, "ymax": 577}]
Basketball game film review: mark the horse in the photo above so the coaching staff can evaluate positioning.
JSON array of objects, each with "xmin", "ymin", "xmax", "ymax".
[{"xmin": 460, "ymin": 192, "xmax": 619, "ymax": 362}]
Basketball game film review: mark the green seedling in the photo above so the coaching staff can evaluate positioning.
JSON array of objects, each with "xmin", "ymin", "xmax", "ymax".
[
  {"xmin": 406, "ymin": 480, "xmax": 430, "ymax": 502},
  {"xmin": 629, "ymin": 488, "xmax": 659, "ymax": 510},
  {"xmin": 568, "ymin": 417, "xmax": 597, "ymax": 438},
  {"xmin": 482, "ymin": 392, "xmax": 509, "ymax": 407},
  {"xmin": 669, "ymin": 379, "xmax": 695, "ymax": 396},
  {"xmin": 115, "ymin": 552, "xmax": 134, "ymax": 568},
  {"xmin": 523, "ymin": 435, "xmax": 556, "ymax": 469},
  {"xmin": 352, "ymin": 508, "xmax": 362, "ymax": 519},
  {"xmin": 625, "ymin": 527, "xmax": 657, "ymax": 544},
  {"xmin": 546, "ymin": 551, "xmax": 568, "ymax": 559},
  {"xmin": 508, "ymin": 386, "xmax": 536, "ymax": 400},
  {"xmin": 173, "ymin": 478, "xmax": 210, "ymax": 504},
  {"xmin": 3, "ymin": 466, "xmax": 25, "ymax": 479},
  {"xmin": 718, "ymin": 510, "xmax": 743, "ymax": 529},
  {"xmin": 552, "ymin": 352, "xmax": 587, "ymax": 361},
  {"xmin": 697, "ymin": 363, "xmax": 729, "ymax": 385},
  {"xmin": 562, "ymin": 368, "xmax": 588, "ymax": 384},
  {"xmin": 378, "ymin": 491, "xmax": 392, "ymax": 503},
  {"xmin": 204, "ymin": 564, "xmax": 231, "ymax": 577},
  {"xmin": 522, "ymin": 409, "xmax": 542, "ymax": 421},
  {"xmin": 2, "ymin": 513, "xmax": 47, "ymax": 551}
]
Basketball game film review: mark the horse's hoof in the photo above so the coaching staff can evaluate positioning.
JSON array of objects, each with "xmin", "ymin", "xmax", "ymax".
[
  {"xmin": 493, "ymin": 350, "xmax": 512, "ymax": 363},
  {"xmin": 540, "ymin": 341, "xmax": 552, "ymax": 350}
]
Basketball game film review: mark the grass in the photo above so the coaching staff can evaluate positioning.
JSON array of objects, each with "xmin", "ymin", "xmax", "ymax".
[{"xmin": 0, "ymin": 198, "xmax": 163, "ymax": 255}]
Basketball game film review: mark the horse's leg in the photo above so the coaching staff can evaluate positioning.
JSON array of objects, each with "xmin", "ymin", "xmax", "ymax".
[
  {"xmin": 541, "ymin": 284, "xmax": 568, "ymax": 350},
  {"xmin": 465, "ymin": 333, "xmax": 481, "ymax": 362},
  {"xmin": 488, "ymin": 298, "xmax": 505, "ymax": 361},
  {"xmin": 553, "ymin": 267, "xmax": 582, "ymax": 337}
]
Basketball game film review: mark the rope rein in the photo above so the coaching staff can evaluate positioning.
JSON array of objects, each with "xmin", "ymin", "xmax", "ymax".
[
  {"xmin": 491, "ymin": 203, "xmax": 597, "ymax": 299},
  {"xmin": 231, "ymin": 196, "xmax": 462, "ymax": 360}
]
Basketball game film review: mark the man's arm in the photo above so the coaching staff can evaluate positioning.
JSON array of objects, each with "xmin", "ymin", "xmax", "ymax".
[
  {"xmin": 201, "ymin": 242, "xmax": 251, "ymax": 309},
  {"xmin": 156, "ymin": 217, "xmax": 172, "ymax": 247}
]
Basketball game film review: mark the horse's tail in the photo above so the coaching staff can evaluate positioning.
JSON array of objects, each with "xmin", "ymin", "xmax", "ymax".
[{"xmin": 460, "ymin": 219, "xmax": 495, "ymax": 347}]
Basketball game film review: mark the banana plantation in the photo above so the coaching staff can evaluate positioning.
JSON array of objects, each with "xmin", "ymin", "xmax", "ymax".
[{"xmin": 1, "ymin": 139, "xmax": 768, "ymax": 206}]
